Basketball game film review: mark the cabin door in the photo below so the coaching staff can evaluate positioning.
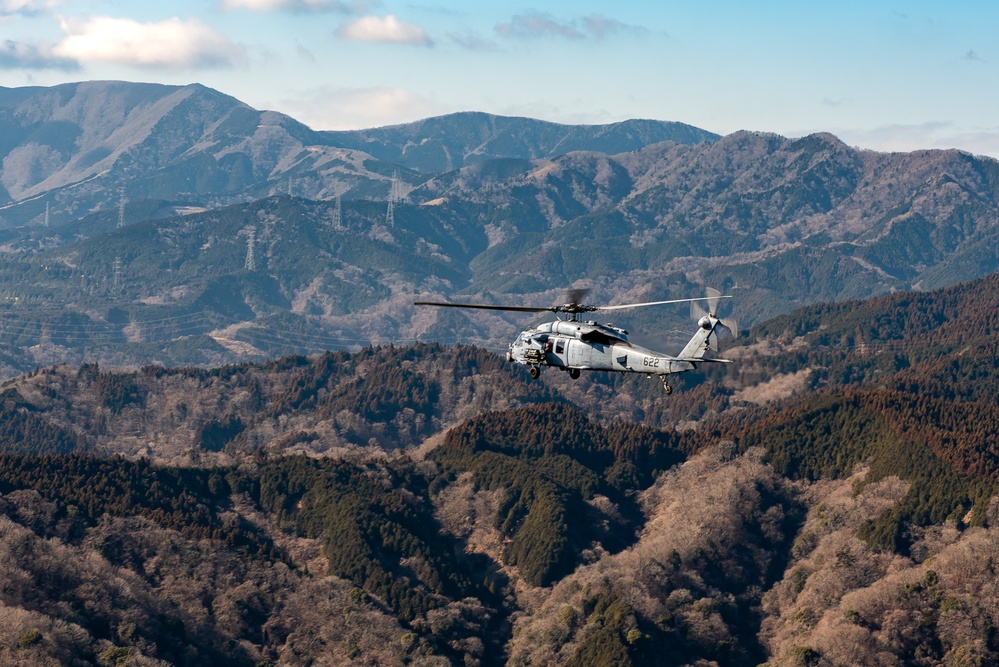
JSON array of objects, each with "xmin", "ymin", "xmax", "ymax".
[{"xmin": 566, "ymin": 339, "xmax": 586, "ymax": 368}]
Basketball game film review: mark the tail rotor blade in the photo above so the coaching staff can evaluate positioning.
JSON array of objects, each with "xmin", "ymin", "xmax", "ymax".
[
  {"xmin": 720, "ymin": 318, "xmax": 739, "ymax": 339},
  {"xmin": 706, "ymin": 286, "xmax": 722, "ymax": 315}
]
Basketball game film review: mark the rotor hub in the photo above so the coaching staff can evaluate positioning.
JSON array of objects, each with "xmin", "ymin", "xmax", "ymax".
[{"xmin": 557, "ymin": 303, "xmax": 597, "ymax": 314}]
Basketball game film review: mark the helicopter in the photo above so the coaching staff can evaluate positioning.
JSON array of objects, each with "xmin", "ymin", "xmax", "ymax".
[{"xmin": 414, "ymin": 288, "xmax": 737, "ymax": 394}]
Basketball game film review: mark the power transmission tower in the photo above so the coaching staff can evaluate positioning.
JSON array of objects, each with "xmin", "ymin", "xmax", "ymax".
[
  {"xmin": 332, "ymin": 193, "xmax": 342, "ymax": 229},
  {"xmin": 117, "ymin": 189, "xmax": 126, "ymax": 229},
  {"xmin": 44, "ymin": 202, "xmax": 50, "ymax": 228},
  {"xmin": 385, "ymin": 170, "xmax": 399, "ymax": 227},
  {"xmin": 113, "ymin": 256, "xmax": 122, "ymax": 296},
  {"xmin": 245, "ymin": 227, "xmax": 256, "ymax": 271}
]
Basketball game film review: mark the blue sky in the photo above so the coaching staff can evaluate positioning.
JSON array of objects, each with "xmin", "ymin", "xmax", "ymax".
[{"xmin": 2, "ymin": 0, "xmax": 998, "ymax": 157}]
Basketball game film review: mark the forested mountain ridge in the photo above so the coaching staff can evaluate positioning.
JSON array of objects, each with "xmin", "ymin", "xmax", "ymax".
[
  {"xmin": 0, "ymin": 343, "xmax": 555, "ymax": 462},
  {"xmin": 0, "ymin": 383, "xmax": 697, "ymax": 665},
  {"xmin": 2, "ymin": 273, "xmax": 999, "ymax": 663},
  {"xmin": 3, "ymin": 80, "xmax": 999, "ymax": 664}
]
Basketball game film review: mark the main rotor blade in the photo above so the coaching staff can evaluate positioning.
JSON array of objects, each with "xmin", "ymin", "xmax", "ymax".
[
  {"xmin": 414, "ymin": 300, "xmax": 553, "ymax": 313},
  {"xmin": 597, "ymin": 296, "xmax": 731, "ymax": 311}
]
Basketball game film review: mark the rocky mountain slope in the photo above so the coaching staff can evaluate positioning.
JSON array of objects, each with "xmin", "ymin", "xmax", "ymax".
[
  {"xmin": 0, "ymin": 81, "xmax": 715, "ymax": 228},
  {"xmin": 322, "ymin": 111, "xmax": 718, "ymax": 173},
  {"xmin": 0, "ymin": 132, "xmax": 996, "ymax": 378},
  {"xmin": 417, "ymin": 131, "xmax": 999, "ymax": 316}
]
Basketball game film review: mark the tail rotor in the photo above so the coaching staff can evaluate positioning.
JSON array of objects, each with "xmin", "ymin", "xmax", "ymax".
[{"xmin": 691, "ymin": 287, "xmax": 739, "ymax": 339}]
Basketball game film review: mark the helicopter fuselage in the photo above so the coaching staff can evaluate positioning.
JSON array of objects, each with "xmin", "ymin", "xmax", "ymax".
[
  {"xmin": 414, "ymin": 291, "xmax": 733, "ymax": 394},
  {"xmin": 506, "ymin": 319, "xmax": 696, "ymax": 377}
]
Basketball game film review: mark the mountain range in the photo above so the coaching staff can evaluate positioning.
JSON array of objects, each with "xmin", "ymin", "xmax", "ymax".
[
  {"xmin": 0, "ymin": 81, "xmax": 715, "ymax": 226},
  {"xmin": 0, "ymin": 80, "xmax": 996, "ymax": 376},
  {"xmin": 3, "ymin": 80, "xmax": 999, "ymax": 666}
]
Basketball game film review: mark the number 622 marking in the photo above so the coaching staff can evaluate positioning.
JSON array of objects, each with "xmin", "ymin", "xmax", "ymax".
[{"xmin": 643, "ymin": 357, "xmax": 660, "ymax": 368}]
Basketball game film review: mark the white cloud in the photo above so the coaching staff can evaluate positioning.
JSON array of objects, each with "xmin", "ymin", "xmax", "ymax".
[
  {"xmin": 284, "ymin": 86, "xmax": 440, "ymax": 130},
  {"xmin": 52, "ymin": 16, "xmax": 244, "ymax": 70},
  {"xmin": 221, "ymin": 0, "xmax": 372, "ymax": 13},
  {"xmin": 335, "ymin": 14, "xmax": 432, "ymax": 45}
]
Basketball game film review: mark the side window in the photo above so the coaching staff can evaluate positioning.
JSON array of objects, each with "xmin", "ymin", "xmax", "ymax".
[{"xmin": 555, "ymin": 340, "xmax": 565, "ymax": 354}]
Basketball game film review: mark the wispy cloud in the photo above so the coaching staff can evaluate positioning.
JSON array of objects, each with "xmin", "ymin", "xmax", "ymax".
[
  {"xmin": 335, "ymin": 14, "xmax": 432, "ymax": 45},
  {"xmin": 0, "ymin": 0, "xmax": 61, "ymax": 16},
  {"xmin": 296, "ymin": 42, "xmax": 316, "ymax": 63},
  {"xmin": 52, "ymin": 16, "xmax": 244, "ymax": 70},
  {"xmin": 581, "ymin": 15, "xmax": 631, "ymax": 40},
  {"xmin": 446, "ymin": 30, "xmax": 499, "ymax": 52},
  {"xmin": 0, "ymin": 39, "xmax": 78, "ymax": 70},
  {"xmin": 833, "ymin": 121, "xmax": 999, "ymax": 159},
  {"xmin": 495, "ymin": 12, "xmax": 584, "ymax": 40},
  {"xmin": 964, "ymin": 49, "xmax": 985, "ymax": 62},
  {"xmin": 821, "ymin": 97, "xmax": 852, "ymax": 108},
  {"xmin": 284, "ymin": 85, "xmax": 440, "ymax": 129},
  {"xmin": 495, "ymin": 12, "xmax": 636, "ymax": 41},
  {"xmin": 220, "ymin": 0, "xmax": 373, "ymax": 13}
]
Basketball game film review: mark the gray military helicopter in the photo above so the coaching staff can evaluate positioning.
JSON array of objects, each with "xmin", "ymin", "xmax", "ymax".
[{"xmin": 415, "ymin": 288, "xmax": 737, "ymax": 394}]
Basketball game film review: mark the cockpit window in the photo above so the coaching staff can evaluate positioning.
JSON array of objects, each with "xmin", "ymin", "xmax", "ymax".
[{"xmin": 555, "ymin": 340, "xmax": 565, "ymax": 354}]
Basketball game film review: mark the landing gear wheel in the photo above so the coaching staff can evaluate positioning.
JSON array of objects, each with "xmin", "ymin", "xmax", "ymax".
[
  {"xmin": 661, "ymin": 378, "xmax": 672, "ymax": 395},
  {"xmin": 569, "ymin": 368, "xmax": 580, "ymax": 380},
  {"xmin": 529, "ymin": 366, "xmax": 541, "ymax": 379}
]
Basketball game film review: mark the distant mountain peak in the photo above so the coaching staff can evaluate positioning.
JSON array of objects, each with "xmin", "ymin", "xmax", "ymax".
[{"xmin": 0, "ymin": 80, "xmax": 719, "ymax": 217}]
